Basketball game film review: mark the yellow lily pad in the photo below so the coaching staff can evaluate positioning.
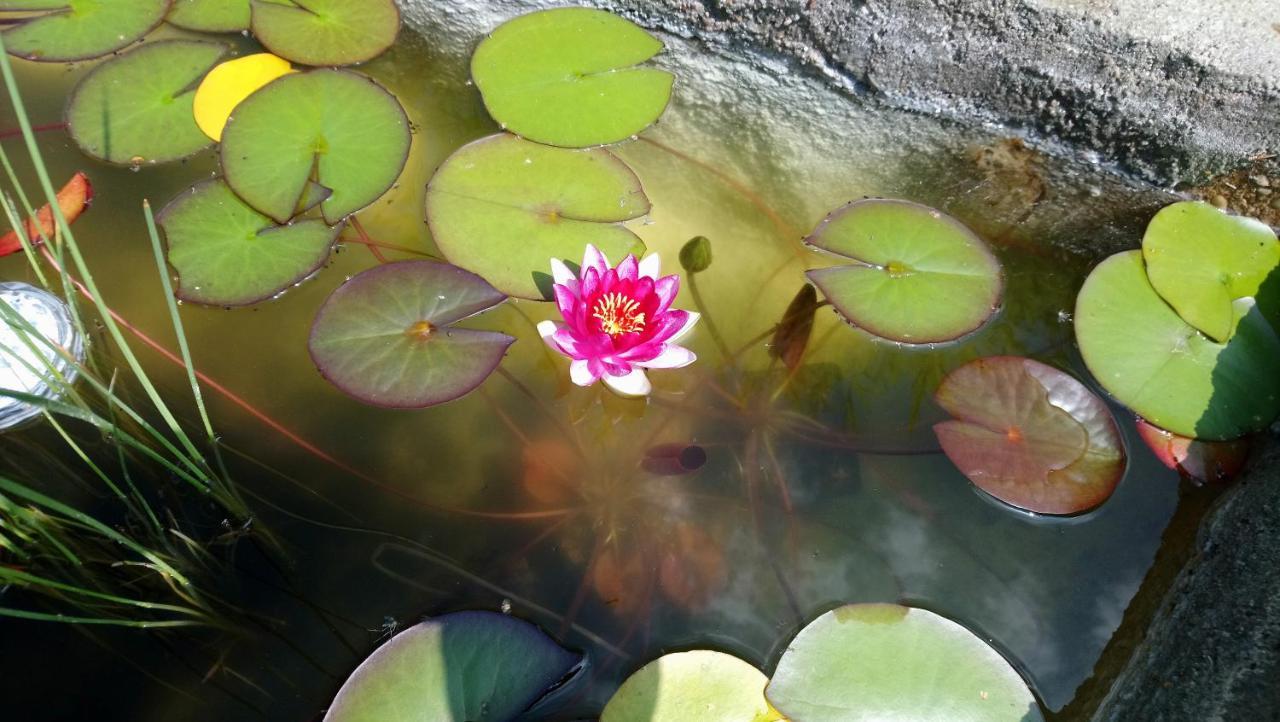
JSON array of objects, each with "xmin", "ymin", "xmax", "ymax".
[{"xmin": 193, "ymin": 53, "xmax": 295, "ymax": 142}]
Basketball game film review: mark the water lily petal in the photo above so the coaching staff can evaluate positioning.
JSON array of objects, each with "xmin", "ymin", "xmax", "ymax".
[
  {"xmin": 553, "ymin": 284, "xmax": 579, "ymax": 322},
  {"xmin": 638, "ymin": 253, "xmax": 661, "ymax": 280},
  {"xmin": 669, "ymin": 311, "xmax": 701, "ymax": 344},
  {"xmin": 583, "ymin": 244, "xmax": 609, "ymax": 275},
  {"xmin": 617, "ymin": 254, "xmax": 639, "ymax": 282},
  {"xmin": 636, "ymin": 344, "xmax": 696, "ymax": 369},
  {"xmin": 570, "ymin": 359, "xmax": 599, "ymax": 386},
  {"xmin": 604, "ymin": 367, "xmax": 651, "ymax": 397},
  {"xmin": 654, "ymin": 275, "xmax": 679, "ymax": 313},
  {"xmin": 581, "ymin": 266, "xmax": 601, "ymax": 300},
  {"xmin": 550, "ymin": 257, "xmax": 577, "ymax": 287}
]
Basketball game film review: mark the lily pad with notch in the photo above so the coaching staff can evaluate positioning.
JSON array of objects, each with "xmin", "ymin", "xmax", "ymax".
[
  {"xmin": 0, "ymin": 0, "xmax": 169, "ymax": 62},
  {"xmin": 67, "ymin": 40, "xmax": 226, "ymax": 165},
  {"xmin": 323, "ymin": 611, "xmax": 581, "ymax": 722},
  {"xmin": 934, "ymin": 356, "xmax": 1126, "ymax": 515},
  {"xmin": 308, "ymin": 260, "xmax": 514, "ymax": 408},
  {"xmin": 157, "ymin": 180, "xmax": 341, "ymax": 307},
  {"xmin": 602, "ymin": 650, "xmax": 780, "ymax": 722},
  {"xmin": 167, "ymin": 0, "xmax": 249, "ymax": 33},
  {"xmin": 250, "ymin": 0, "xmax": 399, "ymax": 67},
  {"xmin": 1141, "ymin": 200, "xmax": 1280, "ymax": 343},
  {"xmin": 220, "ymin": 68, "xmax": 410, "ymax": 224},
  {"xmin": 766, "ymin": 603, "xmax": 1043, "ymax": 722},
  {"xmin": 804, "ymin": 199, "xmax": 1003, "ymax": 344},
  {"xmin": 426, "ymin": 133, "xmax": 648, "ymax": 300},
  {"xmin": 471, "ymin": 7, "xmax": 674, "ymax": 148},
  {"xmin": 1075, "ymin": 250, "xmax": 1280, "ymax": 440}
]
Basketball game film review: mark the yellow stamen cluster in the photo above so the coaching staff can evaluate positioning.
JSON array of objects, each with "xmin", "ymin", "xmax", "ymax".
[{"xmin": 592, "ymin": 292, "xmax": 646, "ymax": 336}]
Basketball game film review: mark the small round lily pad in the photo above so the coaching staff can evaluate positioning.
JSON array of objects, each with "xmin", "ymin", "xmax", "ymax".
[
  {"xmin": 471, "ymin": 7, "xmax": 674, "ymax": 147},
  {"xmin": 157, "ymin": 180, "xmax": 341, "ymax": 307},
  {"xmin": 324, "ymin": 611, "xmax": 581, "ymax": 722},
  {"xmin": 193, "ymin": 52, "xmax": 294, "ymax": 141},
  {"xmin": 934, "ymin": 356, "xmax": 1126, "ymax": 515},
  {"xmin": 426, "ymin": 133, "xmax": 648, "ymax": 300},
  {"xmin": 309, "ymin": 260, "xmax": 515, "ymax": 408},
  {"xmin": 1142, "ymin": 201, "xmax": 1280, "ymax": 343},
  {"xmin": 167, "ymin": 0, "xmax": 249, "ymax": 32},
  {"xmin": 67, "ymin": 40, "xmax": 227, "ymax": 165},
  {"xmin": 1075, "ymin": 250, "xmax": 1280, "ymax": 440},
  {"xmin": 220, "ymin": 69, "xmax": 410, "ymax": 224},
  {"xmin": 250, "ymin": 0, "xmax": 399, "ymax": 67},
  {"xmin": 766, "ymin": 604, "xmax": 1043, "ymax": 722},
  {"xmin": 602, "ymin": 650, "xmax": 780, "ymax": 722},
  {"xmin": 1, "ymin": 0, "xmax": 169, "ymax": 62},
  {"xmin": 805, "ymin": 199, "xmax": 1003, "ymax": 344}
]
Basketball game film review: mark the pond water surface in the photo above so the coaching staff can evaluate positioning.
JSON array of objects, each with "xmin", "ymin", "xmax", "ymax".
[{"xmin": 0, "ymin": 15, "xmax": 1193, "ymax": 721}]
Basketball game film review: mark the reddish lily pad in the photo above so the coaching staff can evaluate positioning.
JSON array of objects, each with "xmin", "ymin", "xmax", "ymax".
[
  {"xmin": 805, "ymin": 199, "xmax": 1003, "ymax": 344},
  {"xmin": 0, "ymin": 172, "xmax": 92, "ymax": 257},
  {"xmin": 0, "ymin": 0, "xmax": 169, "ymax": 62},
  {"xmin": 1135, "ymin": 418, "xmax": 1251, "ymax": 484},
  {"xmin": 934, "ymin": 356, "xmax": 1126, "ymax": 515},
  {"xmin": 308, "ymin": 261, "xmax": 514, "ymax": 408}
]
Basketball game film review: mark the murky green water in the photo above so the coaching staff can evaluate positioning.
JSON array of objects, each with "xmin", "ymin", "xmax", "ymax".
[{"xmin": 0, "ymin": 18, "xmax": 1190, "ymax": 721}]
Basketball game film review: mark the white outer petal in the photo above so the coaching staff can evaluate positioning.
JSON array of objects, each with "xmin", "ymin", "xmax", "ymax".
[
  {"xmin": 638, "ymin": 253, "xmax": 661, "ymax": 280},
  {"xmin": 603, "ymin": 368, "xmax": 651, "ymax": 397},
  {"xmin": 569, "ymin": 359, "xmax": 596, "ymax": 386},
  {"xmin": 550, "ymin": 258, "xmax": 577, "ymax": 286},
  {"xmin": 536, "ymin": 320, "xmax": 560, "ymax": 342},
  {"xmin": 668, "ymin": 311, "xmax": 701, "ymax": 344},
  {"xmin": 636, "ymin": 344, "xmax": 696, "ymax": 369}
]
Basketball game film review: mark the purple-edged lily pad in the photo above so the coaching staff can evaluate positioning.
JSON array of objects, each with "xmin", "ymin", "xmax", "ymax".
[
  {"xmin": 324, "ymin": 610, "xmax": 582, "ymax": 722},
  {"xmin": 308, "ymin": 261, "xmax": 514, "ymax": 408},
  {"xmin": 934, "ymin": 356, "xmax": 1126, "ymax": 515},
  {"xmin": 805, "ymin": 199, "xmax": 1003, "ymax": 344}
]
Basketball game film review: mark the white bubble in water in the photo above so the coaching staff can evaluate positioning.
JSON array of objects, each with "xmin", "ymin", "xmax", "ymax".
[{"xmin": 0, "ymin": 283, "xmax": 85, "ymax": 431}]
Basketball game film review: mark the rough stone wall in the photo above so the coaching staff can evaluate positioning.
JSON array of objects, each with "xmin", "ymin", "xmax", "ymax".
[
  {"xmin": 403, "ymin": 0, "xmax": 1280, "ymax": 186},
  {"xmin": 1095, "ymin": 434, "xmax": 1280, "ymax": 721}
]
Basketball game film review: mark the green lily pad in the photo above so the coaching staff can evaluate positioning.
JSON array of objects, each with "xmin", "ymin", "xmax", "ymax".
[
  {"xmin": 220, "ymin": 69, "xmax": 410, "ymax": 224},
  {"xmin": 66, "ymin": 40, "xmax": 226, "ymax": 165},
  {"xmin": 157, "ymin": 180, "xmax": 341, "ymax": 307},
  {"xmin": 0, "ymin": 0, "xmax": 169, "ymax": 62},
  {"xmin": 250, "ymin": 0, "xmax": 399, "ymax": 67},
  {"xmin": 1075, "ymin": 250, "xmax": 1280, "ymax": 440},
  {"xmin": 934, "ymin": 356, "xmax": 1125, "ymax": 515},
  {"xmin": 309, "ymin": 260, "xmax": 514, "ymax": 408},
  {"xmin": 426, "ymin": 133, "xmax": 648, "ymax": 300},
  {"xmin": 805, "ymin": 199, "xmax": 1003, "ymax": 344},
  {"xmin": 167, "ymin": 0, "xmax": 249, "ymax": 32},
  {"xmin": 602, "ymin": 650, "xmax": 780, "ymax": 722},
  {"xmin": 1142, "ymin": 201, "xmax": 1280, "ymax": 342},
  {"xmin": 471, "ymin": 7, "xmax": 674, "ymax": 147},
  {"xmin": 324, "ymin": 611, "xmax": 581, "ymax": 722},
  {"xmin": 766, "ymin": 604, "xmax": 1043, "ymax": 722}
]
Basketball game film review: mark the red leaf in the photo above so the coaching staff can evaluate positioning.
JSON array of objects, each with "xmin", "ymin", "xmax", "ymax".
[
  {"xmin": 0, "ymin": 172, "xmax": 93, "ymax": 257},
  {"xmin": 1135, "ymin": 418, "xmax": 1250, "ymax": 484}
]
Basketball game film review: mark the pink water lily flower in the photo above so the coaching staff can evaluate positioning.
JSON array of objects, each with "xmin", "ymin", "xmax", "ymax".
[{"xmin": 537, "ymin": 244, "xmax": 699, "ymax": 396}]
